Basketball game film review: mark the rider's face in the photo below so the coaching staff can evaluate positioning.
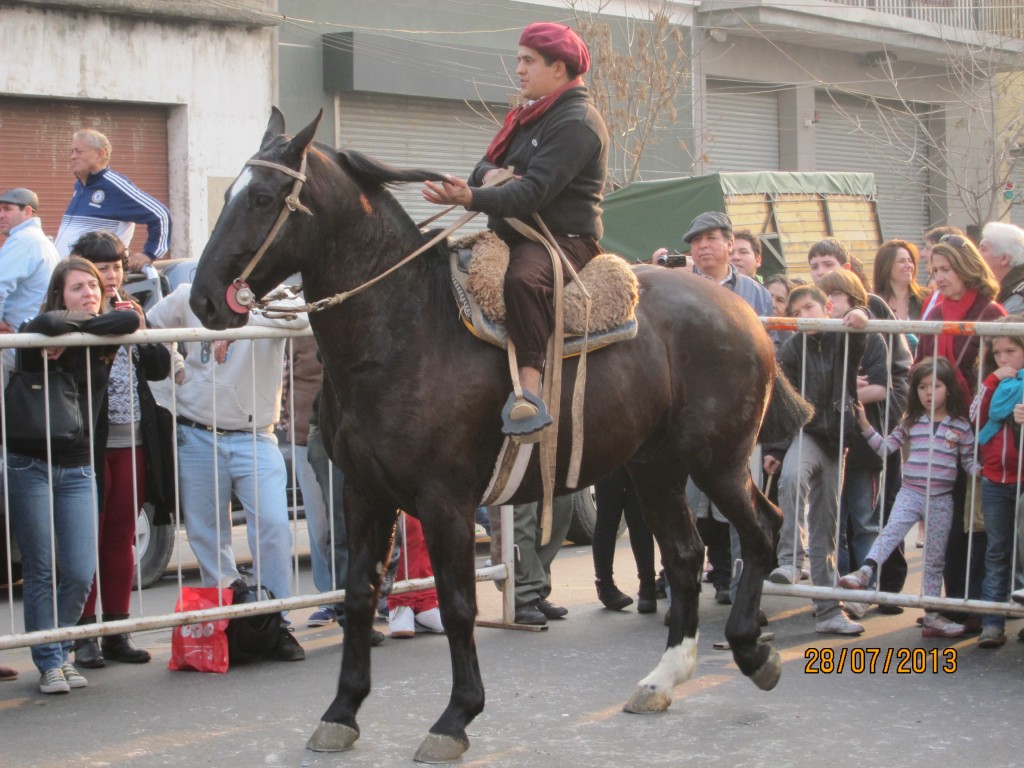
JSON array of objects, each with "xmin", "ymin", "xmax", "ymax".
[{"xmin": 516, "ymin": 46, "xmax": 566, "ymax": 101}]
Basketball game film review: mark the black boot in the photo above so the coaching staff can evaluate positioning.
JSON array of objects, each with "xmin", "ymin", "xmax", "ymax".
[
  {"xmin": 596, "ymin": 579, "xmax": 633, "ymax": 611},
  {"xmin": 100, "ymin": 614, "xmax": 151, "ymax": 664},
  {"xmin": 637, "ymin": 578, "xmax": 658, "ymax": 614},
  {"xmin": 74, "ymin": 616, "xmax": 105, "ymax": 669}
]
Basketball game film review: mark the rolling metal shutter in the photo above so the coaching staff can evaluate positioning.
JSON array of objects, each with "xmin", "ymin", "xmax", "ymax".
[
  {"xmin": 0, "ymin": 96, "xmax": 169, "ymax": 256},
  {"xmin": 815, "ymin": 92, "xmax": 929, "ymax": 242},
  {"xmin": 705, "ymin": 81, "xmax": 780, "ymax": 173},
  {"xmin": 334, "ymin": 91, "xmax": 509, "ymax": 230}
]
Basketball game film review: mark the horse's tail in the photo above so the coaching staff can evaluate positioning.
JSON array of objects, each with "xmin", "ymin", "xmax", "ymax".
[{"xmin": 757, "ymin": 361, "xmax": 813, "ymax": 444}]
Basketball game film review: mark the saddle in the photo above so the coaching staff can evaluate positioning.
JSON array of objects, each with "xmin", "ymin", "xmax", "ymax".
[{"xmin": 448, "ymin": 231, "xmax": 639, "ymax": 356}]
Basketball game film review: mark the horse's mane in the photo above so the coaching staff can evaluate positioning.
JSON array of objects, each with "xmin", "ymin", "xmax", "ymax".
[{"xmin": 336, "ymin": 148, "xmax": 447, "ymax": 188}]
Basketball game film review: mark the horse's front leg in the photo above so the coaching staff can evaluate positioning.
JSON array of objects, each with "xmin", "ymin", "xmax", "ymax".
[
  {"xmin": 412, "ymin": 501, "xmax": 484, "ymax": 763},
  {"xmin": 307, "ymin": 490, "xmax": 397, "ymax": 753},
  {"xmin": 624, "ymin": 464, "xmax": 703, "ymax": 714}
]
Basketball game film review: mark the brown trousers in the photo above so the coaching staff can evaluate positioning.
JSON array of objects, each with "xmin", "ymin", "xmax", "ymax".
[{"xmin": 503, "ymin": 234, "xmax": 602, "ymax": 370}]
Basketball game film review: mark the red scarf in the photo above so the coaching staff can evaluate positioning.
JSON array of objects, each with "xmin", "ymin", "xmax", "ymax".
[
  {"xmin": 484, "ymin": 78, "xmax": 584, "ymax": 165},
  {"xmin": 936, "ymin": 287, "xmax": 979, "ymax": 398}
]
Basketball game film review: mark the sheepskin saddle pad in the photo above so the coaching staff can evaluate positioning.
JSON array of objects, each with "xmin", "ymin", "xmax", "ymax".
[{"xmin": 449, "ymin": 231, "xmax": 639, "ymax": 356}]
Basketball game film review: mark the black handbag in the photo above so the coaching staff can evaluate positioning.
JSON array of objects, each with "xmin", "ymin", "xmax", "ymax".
[{"xmin": 3, "ymin": 368, "xmax": 84, "ymax": 445}]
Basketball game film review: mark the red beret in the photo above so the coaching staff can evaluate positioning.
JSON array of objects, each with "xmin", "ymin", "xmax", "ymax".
[{"xmin": 519, "ymin": 23, "xmax": 590, "ymax": 76}]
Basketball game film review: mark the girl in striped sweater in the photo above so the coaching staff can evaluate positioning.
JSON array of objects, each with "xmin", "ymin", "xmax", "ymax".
[{"xmin": 839, "ymin": 356, "xmax": 980, "ymax": 638}]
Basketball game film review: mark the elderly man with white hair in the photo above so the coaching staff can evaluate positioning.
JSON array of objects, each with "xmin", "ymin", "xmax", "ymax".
[{"xmin": 979, "ymin": 221, "xmax": 1024, "ymax": 314}]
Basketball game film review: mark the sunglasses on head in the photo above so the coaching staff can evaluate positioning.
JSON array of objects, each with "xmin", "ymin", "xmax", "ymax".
[{"xmin": 940, "ymin": 234, "xmax": 968, "ymax": 248}]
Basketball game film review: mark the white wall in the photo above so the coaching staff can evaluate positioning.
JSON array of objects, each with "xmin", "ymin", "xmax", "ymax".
[{"xmin": 0, "ymin": 4, "xmax": 277, "ymax": 259}]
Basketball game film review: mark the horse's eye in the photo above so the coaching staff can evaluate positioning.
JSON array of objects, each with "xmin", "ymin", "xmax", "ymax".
[{"xmin": 252, "ymin": 194, "xmax": 274, "ymax": 208}]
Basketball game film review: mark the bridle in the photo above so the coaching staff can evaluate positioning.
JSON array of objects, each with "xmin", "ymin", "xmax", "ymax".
[
  {"xmin": 223, "ymin": 154, "xmax": 505, "ymax": 319},
  {"xmin": 224, "ymin": 154, "xmax": 312, "ymax": 315}
]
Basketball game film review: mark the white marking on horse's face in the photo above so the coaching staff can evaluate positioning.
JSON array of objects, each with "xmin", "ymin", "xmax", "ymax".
[
  {"xmin": 228, "ymin": 167, "xmax": 253, "ymax": 203},
  {"xmin": 637, "ymin": 635, "xmax": 699, "ymax": 694}
]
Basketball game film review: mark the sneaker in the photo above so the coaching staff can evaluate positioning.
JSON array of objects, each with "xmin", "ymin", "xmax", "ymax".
[
  {"xmin": 839, "ymin": 567, "xmax": 872, "ymax": 590},
  {"xmin": 768, "ymin": 565, "xmax": 800, "ymax": 585},
  {"xmin": 800, "ymin": 567, "xmax": 811, "ymax": 581},
  {"xmin": 414, "ymin": 607, "xmax": 445, "ymax": 634},
  {"xmin": 815, "ymin": 614, "xmax": 865, "ymax": 635},
  {"xmin": 977, "ymin": 625, "xmax": 1007, "ymax": 648},
  {"xmin": 39, "ymin": 667, "xmax": 70, "ymax": 695},
  {"xmin": 921, "ymin": 612, "xmax": 966, "ymax": 638},
  {"xmin": 843, "ymin": 601, "xmax": 869, "ymax": 620},
  {"xmin": 388, "ymin": 605, "xmax": 416, "ymax": 638},
  {"xmin": 307, "ymin": 607, "xmax": 336, "ymax": 628},
  {"xmin": 61, "ymin": 662, "xmax": 88, "ymax": 689},
  {"xmin": 1011, "ymin": 587, "xmax": 1024, "ymax": 605}
]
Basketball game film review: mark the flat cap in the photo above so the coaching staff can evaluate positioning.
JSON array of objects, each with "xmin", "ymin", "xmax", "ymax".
[
  {"xmin": 0, "ymin": 188, "xmax": 40, "ymax": 209},
  {"xmin": 682, "ymin": 211, "xmax": 732, "ymax": 243}
]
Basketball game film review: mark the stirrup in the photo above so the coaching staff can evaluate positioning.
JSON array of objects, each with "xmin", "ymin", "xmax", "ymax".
[{"xmin": 501, "ymin": 390, "xmax": 552, "ymax": 438}]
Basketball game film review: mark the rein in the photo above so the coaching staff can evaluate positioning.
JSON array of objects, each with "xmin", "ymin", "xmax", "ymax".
[{"xmin": 236, "ymin": 167, "xmax": 515, "ymax": 319}]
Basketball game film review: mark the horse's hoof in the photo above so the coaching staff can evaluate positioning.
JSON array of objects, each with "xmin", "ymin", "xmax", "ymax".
[
  {"xmin": 413, "ymin": 732, "xmax": 469, "ymax": 764},
  {"xmin": 749, "ymin": 650, "xmax": 782, "ymax": 691},
  {"xmin": 306, "ymin": 721, "xmax": 359, "ymax": 752},
  {"xmin": 623, "ymin": 684, "xmax": 672, "ymax": 714}
]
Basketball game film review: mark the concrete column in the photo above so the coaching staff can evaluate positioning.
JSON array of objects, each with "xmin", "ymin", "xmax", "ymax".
[{"xmin": 778, "ymin": 85, "xmax": 816, "ymax": 172}]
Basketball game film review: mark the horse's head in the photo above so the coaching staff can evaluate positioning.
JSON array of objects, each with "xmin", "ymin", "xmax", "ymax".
[{"xmin": 190, "ymin": 107, "xmax": 321, "ymax": 329}]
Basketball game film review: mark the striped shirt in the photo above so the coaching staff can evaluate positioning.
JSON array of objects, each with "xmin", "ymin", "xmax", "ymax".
[{"xmin": 863, "ymin": 415, "xmax": 978, "ymax": 496}]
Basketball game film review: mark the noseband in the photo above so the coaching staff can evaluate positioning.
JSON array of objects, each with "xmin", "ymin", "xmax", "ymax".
[{"xmin": 225, "ymin": 154, "xmax": 312, "ymax": 314}]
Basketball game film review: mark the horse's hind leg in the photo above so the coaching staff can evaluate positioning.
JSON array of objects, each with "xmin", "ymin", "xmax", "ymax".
[
  {"xmin": 694, "ymin": 466, "xmax": 782, "ymax": 691},
  {"xmin": 623, "ymin": 463, "xmax": 703, "ymax": 713},
  {"xmin": 307, "ymin": 492, "xmax": 397, "ymax": 753},
  {"xmin": 413, "ymin": 501, "xmax": 484, "ymax": 763}
]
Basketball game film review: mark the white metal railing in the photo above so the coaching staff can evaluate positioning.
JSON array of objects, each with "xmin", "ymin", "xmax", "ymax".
[
  {"xmin": 0, "ymin": 324, "xmax": 515, "ymax": 653},
  {"xmin": 826, "ymin": 0, "xmax": 1023, "ymax": 37},
  {"xmin": 4, "ymin": 316, "xmax": 1024, "ymax": 653}
]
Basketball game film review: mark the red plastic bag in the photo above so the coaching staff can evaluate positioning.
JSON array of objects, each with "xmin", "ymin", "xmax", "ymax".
[{"xmin": 168, "ymin": 587, "xmax": 234, "ymax": 673}]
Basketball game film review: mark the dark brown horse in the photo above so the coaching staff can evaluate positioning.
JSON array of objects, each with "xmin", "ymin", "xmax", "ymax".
[{"xmin": 190, "ymin": 109, "xmax": 809, "ymax": 763}]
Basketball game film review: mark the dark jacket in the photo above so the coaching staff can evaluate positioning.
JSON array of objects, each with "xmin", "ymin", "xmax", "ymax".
[
  {"xmin": 770, "ymin": 324, "xmax": 866, "ymax": 458},
  {"xmin": 468, "ymin": 85, "xmax": 609, "ymax": 241},
  {"xmin": 7, "ymin": 310, "xmax": 139, "ymax": 465},
  {"xmin": 846, "ymin": 332, "xmax": 910, "ymax": 470}
]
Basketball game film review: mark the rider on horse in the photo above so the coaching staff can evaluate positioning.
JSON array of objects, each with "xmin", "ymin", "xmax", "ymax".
[{"xmin": 423, "ymin": 22, "xmax": 609, "ymax": 436}]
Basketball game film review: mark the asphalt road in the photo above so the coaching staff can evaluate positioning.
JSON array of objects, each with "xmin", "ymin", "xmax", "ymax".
[{"xmin": 1, "ymin": 539, "xmax": 1022, "ymax": 768}]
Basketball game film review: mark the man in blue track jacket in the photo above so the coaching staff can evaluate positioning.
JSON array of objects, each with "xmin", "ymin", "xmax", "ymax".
[{"xmin": 54, "ymin": 128, "xmax": 171, "ymax": 271}]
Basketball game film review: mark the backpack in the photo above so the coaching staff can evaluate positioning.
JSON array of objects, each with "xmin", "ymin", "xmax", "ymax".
[{"xmin": 225, "ymin": 579, "xmax": 282, "ymax": 664}]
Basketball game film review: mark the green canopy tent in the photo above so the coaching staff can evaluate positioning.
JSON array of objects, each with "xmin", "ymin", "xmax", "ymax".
[{"xmin": 600, "ymin": 171, "xmax": 881, "ymax": 280}]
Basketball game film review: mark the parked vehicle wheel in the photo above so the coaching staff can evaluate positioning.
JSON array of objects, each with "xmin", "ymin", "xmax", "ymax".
[
  {"xmin": 565, "ymin": 486, "xmax": 625, "ymax": 545},
  {"xmin": 135, "ymin": 503, "xmax": 174, "ymax": 589}
]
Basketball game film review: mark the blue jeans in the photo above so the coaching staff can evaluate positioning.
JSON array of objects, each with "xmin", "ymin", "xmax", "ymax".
[
  {"xmin": 293, "ymin": 444, "xmax": 332, "ymax": 594},
  {"xmin": 6, "ymin": 453, "xmax": 97, "ymax": 673},
  {"xmin": 306, "ymin": 423, "xmax": 348, "ymax": 599},
  {"xmin": 981, "ymin": 479, "xmax": 1018, "ymax": 629},
  {"xmin": 176, "ymin": 425, "xmax": 292, "ymax": 600},
  {"xmin": 838, "ymin": 466, "xmax": 880, "ymax": 578}
]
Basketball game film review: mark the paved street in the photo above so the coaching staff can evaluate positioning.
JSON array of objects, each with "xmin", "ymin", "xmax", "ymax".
[{"xmin": 2, "ymin": 538, "xmax": 1022, "ymax": 768}]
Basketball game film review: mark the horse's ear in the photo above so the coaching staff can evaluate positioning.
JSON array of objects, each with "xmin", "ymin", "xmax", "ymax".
[
  {"xmin": 261, "ymin": 107, "xmax": 287, "ymax": 150},
  {"xmin": 282, "ymin": 110, "xmax": 323, "ymax": 164}
]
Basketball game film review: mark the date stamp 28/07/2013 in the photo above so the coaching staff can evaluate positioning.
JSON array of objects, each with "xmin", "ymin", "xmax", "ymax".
[{"xmin": 804, "ymin": 647, "xmax": 957, "ymax": 674}]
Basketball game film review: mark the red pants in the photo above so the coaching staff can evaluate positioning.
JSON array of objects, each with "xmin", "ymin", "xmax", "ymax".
[
  {"xmin": 503, "ymin": 234, "xmax": 601, "ymax": 370},
  {"xmin": 387, "ymin": 514, "xmax": 438, "ymax": 613},
  {"xmin": 82, "ymin": 446, "xmax": 146, "ymax": 618}
]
